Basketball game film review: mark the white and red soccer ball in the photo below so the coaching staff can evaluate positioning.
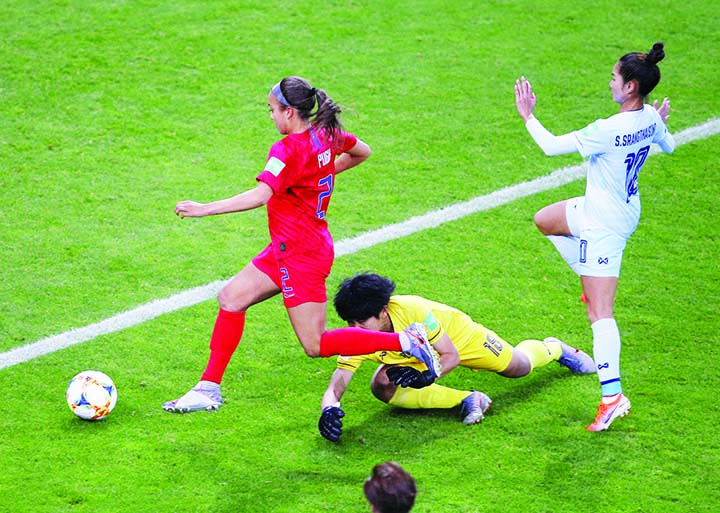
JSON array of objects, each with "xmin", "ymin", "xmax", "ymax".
[{"xmin": 66, "ymin": 370, "xmax": 118, "ymax": 421}]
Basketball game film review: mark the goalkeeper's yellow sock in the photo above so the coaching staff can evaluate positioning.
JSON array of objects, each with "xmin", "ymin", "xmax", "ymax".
[
  {"xmin": 515, "ymin": 338, "xmax": 562, "ymax": 371},
  {"xmin": 389, "ymin": 384, "xmax": 469, "ymax": 409}
]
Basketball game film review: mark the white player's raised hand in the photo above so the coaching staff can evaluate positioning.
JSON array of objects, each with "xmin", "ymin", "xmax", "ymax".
[
  {"xmin": 515, "ymin": 76, "xmax": 537, "ymax": 122},
  {"xmin": 653, "ymin": 97, "xmax": 671, "ymax": 123}
]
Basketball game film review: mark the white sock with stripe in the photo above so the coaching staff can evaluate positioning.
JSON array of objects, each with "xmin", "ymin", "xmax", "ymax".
[{"xmin": 591, "ymin": 317, "xmax": 622, "ymax": 399}]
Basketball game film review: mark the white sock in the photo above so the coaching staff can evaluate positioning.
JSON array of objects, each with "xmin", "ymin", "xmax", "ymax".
[
  {"xmin": 547, "ymin": 235, "xmax": 581, "ymax": 275},
  {"xmin": 591, "ymin": 318, "xmax": 622, "ymax": 396}
]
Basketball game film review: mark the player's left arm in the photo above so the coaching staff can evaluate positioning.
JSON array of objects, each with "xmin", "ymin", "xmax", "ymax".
[
  {"xmin": 386, "ymin": 333, "xmax": 461, "ymax": 389},
  {"xmin": 175, "ymin": 182, "xmax": 273, "ymax": 218},
  {"xmin": 515, "ymin": 77, "xmax": 577, "ymax": 156},
  {"xmin": 433, "ymin": 333, "xmax": 461, "ymax": 378}
]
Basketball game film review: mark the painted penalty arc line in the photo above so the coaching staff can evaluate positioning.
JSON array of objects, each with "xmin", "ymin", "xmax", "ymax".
[{"xmin": 1, "ymin": 118, "xmax": 719, "ymax": 371}]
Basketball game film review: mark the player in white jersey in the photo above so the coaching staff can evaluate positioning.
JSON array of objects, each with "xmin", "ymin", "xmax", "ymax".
[{"xmin": 515, "ymin": 42, "xmax": 676, "ymax": 431}]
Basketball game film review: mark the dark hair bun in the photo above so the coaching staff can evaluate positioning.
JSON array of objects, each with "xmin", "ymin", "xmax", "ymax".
[{"xmin": 647, "ymin": 42, "xmax": 665, "ymax": 65}]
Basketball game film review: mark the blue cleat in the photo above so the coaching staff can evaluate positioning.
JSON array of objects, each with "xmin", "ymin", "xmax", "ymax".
[
  {"xmin": 460, "ymin": 391, "xmax": 492, "ymax": 425},
  {"xmin": 548, "ymin": 337, "xmax": 596, "ymax": 374}
]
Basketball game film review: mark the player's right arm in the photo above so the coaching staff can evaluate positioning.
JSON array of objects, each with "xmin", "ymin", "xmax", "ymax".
[
  {"xmin": 318, "ymin": 367, "xmax": 354, "ymax": 442},
  {"xmin": 334, "ymin": 137, "xmax": 371, "ymax": 174},
  {"xmin": 321, "ymin": 367, "xmax": 354, "ymax": 409},
  {"xmin": 652, "ymin": 98, "xmax": 676, "ymax": 154}
]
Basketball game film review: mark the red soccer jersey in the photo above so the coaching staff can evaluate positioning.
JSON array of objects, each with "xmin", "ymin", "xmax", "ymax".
[{"xmin": 256, "ymin": 127, "xmax": 358, "ymax": 258}]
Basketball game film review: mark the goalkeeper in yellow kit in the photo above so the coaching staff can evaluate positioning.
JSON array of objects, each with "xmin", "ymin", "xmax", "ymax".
[{"xmin": 318, "ymin": 273, "xmax": 596, "ymax": 442}]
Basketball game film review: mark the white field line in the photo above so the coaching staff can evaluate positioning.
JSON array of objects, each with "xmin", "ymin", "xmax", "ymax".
[{"xmin": 2, "ymin": 118, "xmax": 719, "ymax": 371}]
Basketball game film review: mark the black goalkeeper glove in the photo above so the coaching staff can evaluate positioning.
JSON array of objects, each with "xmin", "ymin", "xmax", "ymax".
[
  {"xmin": 318, "ymin": 405, "xmax": 345, "ymax": 442},
  {"xmin": 386, "ymin": 366, "xmax": 436, "ymax": 389}
]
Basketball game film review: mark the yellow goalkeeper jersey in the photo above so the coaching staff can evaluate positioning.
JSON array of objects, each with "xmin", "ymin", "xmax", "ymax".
[{"xmin": 336, "ymin": 294, "xmax": 490, "ymax": 373}]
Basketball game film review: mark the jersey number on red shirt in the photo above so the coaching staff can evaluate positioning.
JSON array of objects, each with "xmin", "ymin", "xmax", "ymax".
[{"xmin": 316, "ymin": 174, "xmax": 333, "ymax": 220}]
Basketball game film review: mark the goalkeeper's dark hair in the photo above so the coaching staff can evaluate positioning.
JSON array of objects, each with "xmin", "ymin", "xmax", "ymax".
[
  {"xmin": 277, "ymin": 76, "xmax": 345, "ymax": 150},
  {"xmin": 364, "ymin": 461, "xmax": 417, "ymax": 513},
  {"xmin": 334, "ymin": 273, "xmax": 396, "ymax": 324},
  {"xmin": 618, "ymin": 42, "xmax": 666, "ymax": 98}
]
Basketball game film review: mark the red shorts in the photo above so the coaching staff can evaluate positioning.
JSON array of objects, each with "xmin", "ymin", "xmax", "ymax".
[{"xmin": 252, "ymin": 244, "xmax": 334, "ymax": 308}]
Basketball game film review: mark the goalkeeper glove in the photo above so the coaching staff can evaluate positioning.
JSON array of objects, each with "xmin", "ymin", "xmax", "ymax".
[
  {"xmin": 318, "ymin": 405, "xmax": 345, "ymax": 442},
  {"xmin": 386, "ymin": 366, "xmax": 436, "ymax": 389}
]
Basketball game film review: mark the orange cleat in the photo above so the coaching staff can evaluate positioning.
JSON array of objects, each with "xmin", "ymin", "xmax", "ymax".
[{"xmin": 587, "ymin": 394, "xmax": 631, "ymax": 432}]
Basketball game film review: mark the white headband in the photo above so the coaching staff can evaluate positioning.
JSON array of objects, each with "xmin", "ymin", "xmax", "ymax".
[{"xmin": 271, "ymin": 81, "xmax": 291, "ymax": 107}]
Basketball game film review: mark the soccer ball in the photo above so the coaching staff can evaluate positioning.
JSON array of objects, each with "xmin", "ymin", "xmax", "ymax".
[{"xmin": 66, "ymin": 370, "xmax": 118, "ymax": 421}]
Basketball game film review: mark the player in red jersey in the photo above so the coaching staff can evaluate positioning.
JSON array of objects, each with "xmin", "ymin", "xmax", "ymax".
[{"xmin": 164, "ymin": 77, "xmax": 439, "ymax": 413}]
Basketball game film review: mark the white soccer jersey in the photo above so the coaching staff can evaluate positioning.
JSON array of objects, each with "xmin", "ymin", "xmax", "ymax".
[{"xmin": 572, "ymin": 105, "xmax": 673, "ymax": 237}]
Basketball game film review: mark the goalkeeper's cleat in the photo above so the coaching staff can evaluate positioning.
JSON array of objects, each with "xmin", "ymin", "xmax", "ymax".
[
  {"xmin": 162, "ymin": 381, "xmax": 222, "ymax": 414},
  {"xmin": 549, "ymin": 337, "xmax": 596, "ymax": 374},
  {"xmin": 586, "ymin": 394, "xmax": 631, "ymax": 432},
  {"xmin": 460, "ymin": 391, "xmax": 492, "ymax": 425},
  {"xmin": 399, "ymin": 322, "xmax": 441, "ymax": 380}
]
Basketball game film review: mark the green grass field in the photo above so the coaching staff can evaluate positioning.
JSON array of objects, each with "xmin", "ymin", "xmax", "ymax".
[{"xmin": 1, "ymin": 1, "xmax": 719, "ymax": 512}]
